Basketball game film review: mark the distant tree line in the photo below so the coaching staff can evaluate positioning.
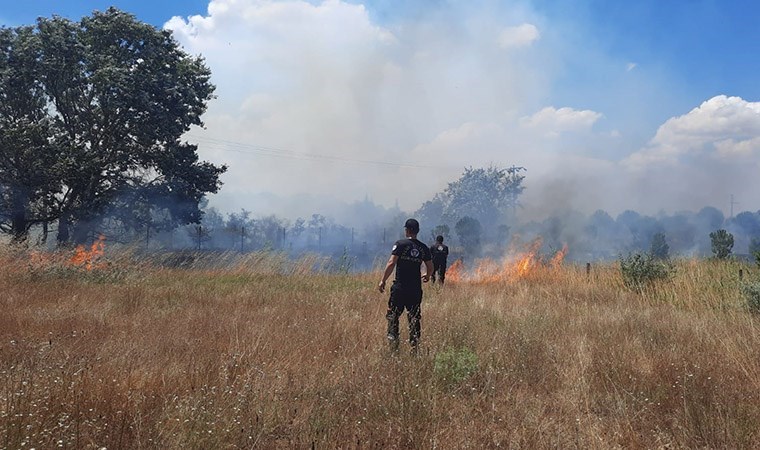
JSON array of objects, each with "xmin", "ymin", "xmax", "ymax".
[
  {"xmin": 141, "ymin": 196, "xmax": 410, "ymax": 265},
  {"xmin": 509, "ymin": 207, "xmax": 760, "ymax": 261},
  {"xmin": 0, "ymin": 8, "xmax": 225, "ymax": 246},
  {"xmin": 180, "ymin": 163, "xmax": 760, "ymax": 265},
  {"xmin": 412, "ymin": 165, "xmax": 760, "ymax": 260}
]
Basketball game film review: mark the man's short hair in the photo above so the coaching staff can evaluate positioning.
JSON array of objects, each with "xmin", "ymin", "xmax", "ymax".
[
  {"xmin": 404, "ymin": 218, "xmax": 420, "ymax": 234},
  {"xmin": 436, "ymin": 235, "xmax": 444, "ymax": 243}
]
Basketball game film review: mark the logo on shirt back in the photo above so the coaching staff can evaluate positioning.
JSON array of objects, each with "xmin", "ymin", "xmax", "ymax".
[
  {"xmin": 411, "ymin": 248, "xmax": 420, "ymax": 258},
  {"xmin": 438, "ymin": 246, "xmax": 444, "ymax": 251}
]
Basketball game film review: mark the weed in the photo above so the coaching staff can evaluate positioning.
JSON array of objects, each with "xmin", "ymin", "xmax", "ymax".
[
  {"xmin": 619, "ymin": 252, "xmax": 674, "ymax": 291},
  {"xmin": 741, "ymin": 281, "xmax": 760, "ymax": 313},
  {"xmin": 434, "ymin": 346, "xmax": 478, "ymax": 385}
]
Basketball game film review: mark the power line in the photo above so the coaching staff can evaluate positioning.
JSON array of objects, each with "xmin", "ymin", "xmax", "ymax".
[
  {"xmin": 188, "ymin": 133, "xmax": 439, "ymax": 169},
  {"xmin": 185, "ymin": 133, "xmax": 449, "ymax": 170}
]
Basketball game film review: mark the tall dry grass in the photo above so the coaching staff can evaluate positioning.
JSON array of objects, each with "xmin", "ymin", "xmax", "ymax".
[{"xmin": 1, "ymin": 246, "xmax": 759, "ymax": 448}]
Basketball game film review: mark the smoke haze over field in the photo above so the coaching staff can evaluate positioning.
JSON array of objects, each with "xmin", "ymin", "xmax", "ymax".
[{"xmin": 160, "ymin": 0, "xmax": 760, "ymax": 221}]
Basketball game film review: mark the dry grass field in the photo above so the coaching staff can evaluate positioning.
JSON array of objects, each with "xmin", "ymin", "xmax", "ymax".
[{"xmin": 1, "ymin": 245, "xmax": 759, "ymax": 449}]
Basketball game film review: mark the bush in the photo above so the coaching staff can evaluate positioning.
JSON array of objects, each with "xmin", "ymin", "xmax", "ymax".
[
  {"xmin": 710, "ymin": 229, "xmax": 734, "ymax": 260},
  {"xmin": 749, "ymin": 237, "xmax": 760, "ymax": 267},
  {"xmin": 434, "ymin": 346, "xmax": 478, "ymax": 385},
  {"xmin": 619, "ymin": 252, "xmax": 674, "ymax": 291},
  {"xmin": 741, "ymin": 282, "xmax": 760, "ymax": 314}
]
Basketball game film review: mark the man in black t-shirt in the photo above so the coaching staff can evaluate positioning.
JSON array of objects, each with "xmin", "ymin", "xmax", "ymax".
[
  {"xmin": 378, "ymin": 218, "xmax": 433, "ymax": 352},
  {"xmin": 430, "ymin": 235, "xmax": 449, "ymax": 284}
]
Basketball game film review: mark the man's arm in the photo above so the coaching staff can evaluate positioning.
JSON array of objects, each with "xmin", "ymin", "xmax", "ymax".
[
  {"xmin": 378, "ymin": 255, "xmax": 398, "ymax": 293},
  {"xmin": 422, "ymin": 260, "xmax": 433, "ymax": 283}
]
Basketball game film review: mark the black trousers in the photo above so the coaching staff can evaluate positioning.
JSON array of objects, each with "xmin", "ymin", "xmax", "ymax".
[
  {"xmin": 431, "ymin": 261, "xmax": 447, "ymax": 284},
  {"xmin": 386, "ymin": 283, "xmax": 422, "ymax": 347}
]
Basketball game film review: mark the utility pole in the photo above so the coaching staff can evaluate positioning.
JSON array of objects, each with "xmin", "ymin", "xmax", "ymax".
[
  {"xmin": 145, "ymin": 223, "xmax": 150, "ymax": 248},
  {"xmin": 351, "ymin": 227, "xmax": 354, "ymax": 247},
  {"xmin": 319, "ymin": 227, "xmax": 322, "ymax": 249},
  {"xmin": 240, "ymin": 226, "xmax": 245, "ymax": 253},
  {"xmin": 730, "ymin": 194, "xmax": 739, "ymax": 219},
  {"xmin": 197, "ymin": 225, "xmax": 202, "ymax": 251}
]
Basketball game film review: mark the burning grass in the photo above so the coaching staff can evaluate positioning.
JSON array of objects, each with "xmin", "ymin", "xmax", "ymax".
[
  {"xmin": 1, "ymin": 246, "xmax": 759, "ymax": 448},
  {"xmin": 447, "ymin": 238, "xmax": 569, "ymax": 284},
  {"xmin": 7, "ymin": 240, "xmax": 331, "ymax": 286}
]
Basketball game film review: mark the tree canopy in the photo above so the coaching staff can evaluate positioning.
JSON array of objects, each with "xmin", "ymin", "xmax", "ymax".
[
  {"xmin": 416, "ymin": 165, "xmax": 526, "ymax": 240},
  {"xmin": 0, "ymin": 8, "xmax": 226, "ymax": 245},
  {"xmin": 0, "ymin": 26, "xmax": 59, "ymax": 242},
  {"xmin": 710, "ymin": 229, "xmax": 734, "ymax": 260}
]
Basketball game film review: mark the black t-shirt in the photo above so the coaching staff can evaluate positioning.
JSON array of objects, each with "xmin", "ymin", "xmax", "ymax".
[
  {"xmin": 391, "ymin": 238, "xmax": 432, "ymax": 289},
  {"xmin": 431, "ymin": 243, "xmax": 449, "ymax": 264}
]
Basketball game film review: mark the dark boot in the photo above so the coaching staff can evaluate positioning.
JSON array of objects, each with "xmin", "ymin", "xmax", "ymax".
[
  {"xmin": 386, "ymin": 307, "xmax": 401, "ymax": 353},
  {"xmin": 408, "ymin": 303, "xmax": 421, "ymax": 350}
]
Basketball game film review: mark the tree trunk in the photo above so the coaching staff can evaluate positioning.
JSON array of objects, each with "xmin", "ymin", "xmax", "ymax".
[
  {"xmin": 40, "ymin": 221, "xmax": 48, "ymax": 245},
  {"xmin": 10, "ymin": 189, "xmax": 29, "ymax": 245},
  {"xmin": 57, "ymin": 213, "xmax": 71, "ymax": 246}
]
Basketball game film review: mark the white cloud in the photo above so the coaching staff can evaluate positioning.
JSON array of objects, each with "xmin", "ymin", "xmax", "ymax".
[
  {"xmin": 165, "ymin": 0, "xmax": 555, "ymax": 213},
  {"xmin": 624, "ymin": 95, "xmax": 760, "ymax": 169},
  {"xmin": 614, "ymin": 95, "xmax": 760, "ymax": 215},
  {"xmin": 626, "ymin": 62, "xmax": 637, "ymax": 71},
  {"xmin": 498, "ymin": 23, "xmax": 540, "ymax": 48},
  {"xmin": 714, "ymin": 137, "xmax": 760, "ymax": 159},
  {"xmin": 160, "ymin": 1, "xmax": 760, "ymax": 220},
  {"xmin": 653, "ymin": 95, "xmax": 760, "ymax": 145},
  {"xmin": 407, "ymin": 121, "xmax": 505, "ymax": 173},
  {"xmin": 519, "ymin": 106, "xmax": 602, "ymax": 136},
  {"xmin": 419, "ymin": 122, "xmax": 503, "ymax": 150}
]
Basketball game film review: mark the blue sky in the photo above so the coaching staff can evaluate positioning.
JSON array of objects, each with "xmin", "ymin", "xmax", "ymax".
[
  {"xmin": 0, "ymin": 0, "xmax": 208, "ymax": 27},
  {"xmin": 3, "ymin": 0, "xmax": 757, "ymax": 106},
  {"xmin": 2, "ymin": 1, "xmax": 760, "ymax": 218},
  {"xmin": 540, "ymin": 0, "xmax": 760, "ymax": 103}
]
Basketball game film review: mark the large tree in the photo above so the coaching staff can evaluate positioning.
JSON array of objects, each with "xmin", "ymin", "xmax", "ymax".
[
  {"xmin": 0, "ymin": 27, "xmax": 59, "ymax": 243},
  {"xmin": 444, "ymin": 165, "xmax": 525, "ymax": 225},
  {"xmin": 0, "ymin": 8, "xmax": 226, "ymax": 245},
  {"xmin": 416, "ymin": 165, "xmax": 526, "ymax": 238}
]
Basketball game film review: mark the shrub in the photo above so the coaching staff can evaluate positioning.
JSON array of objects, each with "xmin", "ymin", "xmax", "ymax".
[
  {"xmin": 619, "ymin": 252, "xmax": 674, "ymax": 291},
  {"xmin": 710, "ymin": 229, "xmax": 734, "ymax": 260},
  {"xmin": 749, "ymin": 237, "xmax": 760, "ymax": 267},
  {"xmin": 434, "ymin": 346, "xmax": 478, "ymax": 385},
  {"xmin": 741, "ymin": 282, "xmax": 760, "ymax": 314}
]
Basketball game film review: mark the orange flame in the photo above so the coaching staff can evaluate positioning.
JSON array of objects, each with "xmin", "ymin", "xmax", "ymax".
[
  {"xmin": 70, "ymin": 235, "xmax": 106, "ymax": 270},
  {"xmin": 446, "ymin": 259, "xmax": 464, "ymax": 282},
  {"xmin": 448, "ymin": 238, "xmax": 568, "ymax": 284},
  {"xmin": 550, "ymin": 243, "xmax": 569, "ymax": 268}
]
